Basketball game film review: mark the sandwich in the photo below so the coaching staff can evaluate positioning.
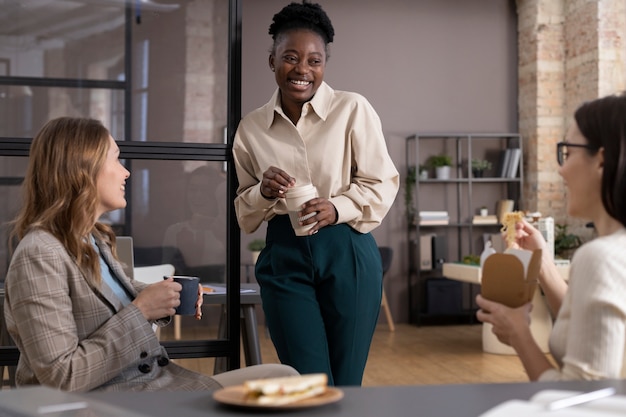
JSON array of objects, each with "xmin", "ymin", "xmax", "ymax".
[{"xmin": 243, "ymin": 373, "xmax": 328, "ymax": 405}]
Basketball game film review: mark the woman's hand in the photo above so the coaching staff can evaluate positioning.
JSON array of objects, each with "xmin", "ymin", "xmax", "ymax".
[
  {"xmin": 475, "ymin": 294, "xmax": 532, "ymax": 347},
  {"xmin": 513, "ymin": 218, "xmax": 548, "ymax": 253},
  {"xmin": 299, "ymin": 197, "xmax": 337, "ymax": 235},
  {"xmin": 132, "ymin": 278, "xmax": 181, "ymax": 320},
  {"xmin": 195, "ymin": 283, "xmax": 204, "ymax": 320},
  {"xmin": 260, "ymin": 166, "xmax": 295, "ymax": 199}
]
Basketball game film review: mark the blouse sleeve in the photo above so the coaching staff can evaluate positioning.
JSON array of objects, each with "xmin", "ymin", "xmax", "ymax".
[
  {"xmin": 330, "ymin": 96, "xmax": 399, "ymax": 233},
  {"xmin": 539, "ymin": 243, "xmax": 626, "ymax": 380}
]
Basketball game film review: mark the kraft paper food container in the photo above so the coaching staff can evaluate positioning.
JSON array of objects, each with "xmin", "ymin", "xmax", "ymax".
[{"xmin": 481, "ymin": 248, "xmax": 542, "ymax": 308}]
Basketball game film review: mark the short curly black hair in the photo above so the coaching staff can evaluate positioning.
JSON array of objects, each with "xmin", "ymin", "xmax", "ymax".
[{"xmin": 269, "ymin": 1, "xmax": 335, "ymax": 46}]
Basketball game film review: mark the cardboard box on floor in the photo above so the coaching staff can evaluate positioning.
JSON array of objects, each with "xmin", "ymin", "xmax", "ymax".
[{"xmin": 481, "ymin": 248, "xmax": 542, "ymax": 308}]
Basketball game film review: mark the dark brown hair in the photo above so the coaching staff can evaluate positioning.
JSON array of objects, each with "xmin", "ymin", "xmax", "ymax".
[{"xmin": 574, "ymin": 92, "xmax": 626, "ymax": 226}]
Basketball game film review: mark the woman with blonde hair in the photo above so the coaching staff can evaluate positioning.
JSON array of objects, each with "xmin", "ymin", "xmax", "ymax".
[{"xmin": 4, "ymin": 117, "xmax": 296, "ymax": 392}]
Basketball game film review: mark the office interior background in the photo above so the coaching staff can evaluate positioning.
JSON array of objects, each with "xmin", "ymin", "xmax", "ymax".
[{"xmin": 0, "ymin": 0, "xmax": 625, "ymax": 332}]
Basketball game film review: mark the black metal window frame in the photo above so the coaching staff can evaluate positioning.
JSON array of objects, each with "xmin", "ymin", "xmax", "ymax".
[{"xmin": 0, "ymin": 0, "xmax": 243, "ymax": 370}]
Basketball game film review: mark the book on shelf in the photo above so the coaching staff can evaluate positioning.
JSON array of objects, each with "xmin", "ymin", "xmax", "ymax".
[
  {"xmin": 497, "ymin": 148, "xmax": 521, "ymax": 178},
  {"xmin": 419, "ymin": 234, "xmax": 435, "ymax": 270},
  {"xmin": 418, "ymin": 210, "xmax": 449, "ymax": 218},
  {"xmin": 419, "ymin": 218, "xmax": 449, "ymax": 226},
  {"xmin": 497, "ymin": 149, "xmax": 510, "ymax": 178},
  {"xmin": 506, "ymin": 148, "xmax": 521, "ymax": 178},
  {"xmin": 418, "ymin": 211, "xmax": 450, "ymax": 225},
  {"xmin": 472, "ymin": 215, "xmax": 498, "ymax": 225}
]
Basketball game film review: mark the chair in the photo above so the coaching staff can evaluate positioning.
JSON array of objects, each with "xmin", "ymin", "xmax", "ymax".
[
  {"xmin": 133, "ymin": 264, "xmax": 176, "ymax": 338},
  {"xmin": 378, "ymin": 246, "xmax": 395, "ymax": 331},
  {"xmin": 0, "ymin": 283, "xmax": 16, "ymax": 387},
  {"xmin": 134, "ymin": 264, "xmax": 176, "ymax": 284}
]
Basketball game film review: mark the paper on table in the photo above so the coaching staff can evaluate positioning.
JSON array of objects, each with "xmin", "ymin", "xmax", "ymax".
[
  {"xmin": 203, "ymin": 285, "xmax": 255, "ymax": 295},
  {"xmin": 479, "ymin": 389, "xmax": 626, "ymax": 417}
]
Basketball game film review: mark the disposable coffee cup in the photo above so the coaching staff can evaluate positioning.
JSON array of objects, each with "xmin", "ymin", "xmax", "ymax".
[
  {"xmin": 164, "ymin": 275, "xmax": 200, "ymax": 315},
  {"xmin": 285, "ymin": 184, "xmax": 319, "ymax": 236}
]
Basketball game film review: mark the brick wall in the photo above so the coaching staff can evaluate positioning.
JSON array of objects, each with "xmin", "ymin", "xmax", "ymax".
[
  {"xmin": 184, "ymin": 0, "xmax": 228, "ymax": 145},
  {"xmin": 517, "ymin": 0, "xmax": 626, "ymax": 240}
]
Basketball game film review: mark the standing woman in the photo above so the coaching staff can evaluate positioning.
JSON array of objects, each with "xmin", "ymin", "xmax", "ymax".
[
  {"xmin": 476, "ymin": 93, "xmax": 626, "ymax": 380},
  {"xmin": 4, "ymin": 117, "xmax": 296, "ymax": 392},
  {"xmin": 233, "ymin": 1, "xmax": 399, "ymax": 386}
]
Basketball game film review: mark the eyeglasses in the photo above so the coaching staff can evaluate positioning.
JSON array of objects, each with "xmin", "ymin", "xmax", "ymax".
[{"xmin": 556, "ymin": 141, "xmax": 598, "ymax": 166}]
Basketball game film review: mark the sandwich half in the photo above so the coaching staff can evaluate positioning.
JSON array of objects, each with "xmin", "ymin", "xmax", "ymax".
[{"xmin": 243, "ymin": 373, "xmax": 328, "ymax": 406}]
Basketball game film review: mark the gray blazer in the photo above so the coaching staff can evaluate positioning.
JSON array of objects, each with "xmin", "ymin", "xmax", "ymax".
[{"xmin": 4, "ymin": 229, "xmax": 220, "ymax": 392}]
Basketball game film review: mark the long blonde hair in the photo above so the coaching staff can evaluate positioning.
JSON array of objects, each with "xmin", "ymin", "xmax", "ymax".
[{"xmin": 10, "ymin": 117, "xmax": 118, "ymax": 284}]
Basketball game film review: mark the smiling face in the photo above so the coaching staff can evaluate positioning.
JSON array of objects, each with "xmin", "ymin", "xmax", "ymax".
[
  {"xmin": 269, "ymin": 29, "xmax": 326, "ymax": 122},
  {"xmin": 558, "ymin": 122, "xmax": 603, "ymax": 220},
  {"xmin": 96, "ymin": 135, "xmax": 130, "ymax": 219}
]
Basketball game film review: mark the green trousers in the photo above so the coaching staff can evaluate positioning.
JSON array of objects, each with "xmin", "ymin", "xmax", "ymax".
[{"xmin": 255, "ymin": 215, "xmax": 382, "ymax": 386}]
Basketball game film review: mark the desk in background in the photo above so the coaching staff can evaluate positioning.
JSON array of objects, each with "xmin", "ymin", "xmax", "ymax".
[
  {"xmin": 205, "ymin": 283, "xmax": 263, "ymax": 374},
  {"xmin": 442, "ymin": 262, "xmax": 553, "ymax": 355}
]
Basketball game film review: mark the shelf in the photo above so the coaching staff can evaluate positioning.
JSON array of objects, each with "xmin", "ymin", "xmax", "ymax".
[
  {"xmin": 406, "ymin": 132, "xmax": 523, "ymax": 326},
  {"xmin": 411, "ymin": 222, "xmax": 502, "ymax": 228},
  {"xmin": 418, "ymin": 177, "xmax": 521, "ymax": 184}
]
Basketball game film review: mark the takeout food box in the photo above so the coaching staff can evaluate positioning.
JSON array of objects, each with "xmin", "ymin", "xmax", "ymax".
[{"xmin": 481, "ymin": 248, "xmax": 542, "ymax": 308}]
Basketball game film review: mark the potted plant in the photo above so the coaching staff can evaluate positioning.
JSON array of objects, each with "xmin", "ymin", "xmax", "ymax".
[
  {"xmin": 471, "ymin": 158, "xmax": 492, "ymax": 178},
  {"xmin": 404, "ymin": 166, "xmax": 417, "ymax": 224},
  {"xmin": 427, "ymin": 154, "xmax": 452, "ymax": 179},
  {"xmin": 247, "ymin": 239, "xmax": 266, "ymax": 264},
  {"xmin": 554, "ymin": 224, "xmax": 582, "ymax": 260},
  {"xmin": 418, "ymin": 164, "xmax": 429, "ymax": 180}
]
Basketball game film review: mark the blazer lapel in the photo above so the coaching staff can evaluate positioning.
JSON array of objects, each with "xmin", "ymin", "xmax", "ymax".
[{"xmin": 94, "ymin": 239, "xmax": 138, "ymax": 303}]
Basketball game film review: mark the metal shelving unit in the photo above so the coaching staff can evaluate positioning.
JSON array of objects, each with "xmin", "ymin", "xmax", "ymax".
[{"xmin": 405, "ymin": 133, "xmax": 524, "ymax": 325}]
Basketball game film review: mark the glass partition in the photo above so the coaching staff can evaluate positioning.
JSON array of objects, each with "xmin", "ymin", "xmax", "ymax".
[
  {"xmin": 124, "ymin": 160, "xmax": 227, "ymax": 285},
  {"xmin": 0, "ymin": 86, "xmax": 126, "ymax": 139},
  {"xmin": 0, "ymin": 2, "xmax": 125, "ymax": 81},
  {"xmin": 0, "ymin": 0, "xmax": 243, "ymax": 369},
  {"xmin": 0, "ymin": 0, "xmax": 229, "ymax": 144},
  {"xmin": 0, "ymin": 156, "xmax": 27, "ymax": 280}
]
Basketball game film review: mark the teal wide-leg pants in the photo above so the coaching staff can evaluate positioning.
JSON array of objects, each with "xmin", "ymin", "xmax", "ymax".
[{"xmin": 255, "ymin": 215, "xmax": 383, "ymax": 386}]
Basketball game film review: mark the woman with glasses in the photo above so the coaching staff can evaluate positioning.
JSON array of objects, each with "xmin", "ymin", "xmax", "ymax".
[{"xmin": 476, "ymin": 92, "xmax": 626, "ymax": 381}]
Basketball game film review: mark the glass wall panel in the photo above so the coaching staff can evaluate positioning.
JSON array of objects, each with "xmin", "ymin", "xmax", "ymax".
[
  {"xmin": 125, "ymin": 159, "xmax": 227, "ymax": 283},
  {"xmin": 0, "ymin": 86, "xmax": 125, "ymax": 138},
  {"xmin": 0, "ymin": 1, "xmax": 125, "ymax": 80},
  {"xmin": 0, "ymin": 156, "xmax": 28, "ymax": 281},
  {"xmin": 0, "ymin": 0, "xmax": 238, "ymax": 362},
  {"xmin": 1, "ymin": 1, "xmax": 229, "ymax": 145},
  {"xmin": 120, "ymin": 159, "xmax": 228, "ymax": 341},
  {"xmin": 131, "ymin": 1, "xmax": 229, "ymax": 144}
]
